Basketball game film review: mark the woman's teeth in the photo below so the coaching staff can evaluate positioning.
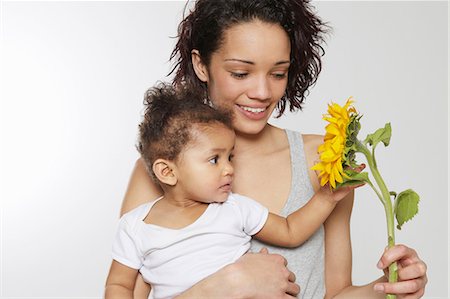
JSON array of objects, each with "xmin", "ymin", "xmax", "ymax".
[{"xmin": 240, "ymin": 106, "xmax": 266, "ymax": 113}]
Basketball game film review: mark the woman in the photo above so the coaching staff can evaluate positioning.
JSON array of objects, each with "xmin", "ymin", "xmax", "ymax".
[{"xmin": 121, "ymin": 0, "xmax": 428, "ymax": 298}]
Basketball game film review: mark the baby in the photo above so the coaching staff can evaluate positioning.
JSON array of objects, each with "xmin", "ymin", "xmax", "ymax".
[{"xmin": 105, "ymin": 84, "xmax": 356, "ymax": 299}]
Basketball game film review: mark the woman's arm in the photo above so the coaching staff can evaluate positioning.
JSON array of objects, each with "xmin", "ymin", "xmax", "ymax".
[
  {"xmin": 322, "ymin": 191, "xmax": 355, "ymax": 298},
  {"xmin": 175, "ymin": 248, "xmax": 300, "ymax": 299},
  {"xmin": 121, "ymin": 158, "xmax": 163, "ymax": 216}
]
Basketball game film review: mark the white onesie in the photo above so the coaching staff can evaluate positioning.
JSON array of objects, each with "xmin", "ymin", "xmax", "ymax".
[{"xmin": 112, "ymin": 193, "xmax": 269, "ymax": 299}]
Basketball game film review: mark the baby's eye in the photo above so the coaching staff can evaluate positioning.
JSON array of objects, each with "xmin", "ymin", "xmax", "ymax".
[
  {"xmin": 209, "ymin": 156, "xmax": 219, "ymax": 164},
  {"xmin": 228, "ymin": 154, "xmax": 234, "ymax": 162}
]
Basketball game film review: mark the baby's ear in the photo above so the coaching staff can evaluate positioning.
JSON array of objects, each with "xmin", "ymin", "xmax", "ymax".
[{"xmin": 153, "ymin": 159, "xmax": 177, "ymax": 186}]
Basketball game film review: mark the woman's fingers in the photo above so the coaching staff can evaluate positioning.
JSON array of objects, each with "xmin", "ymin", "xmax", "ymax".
[
  {"xmin": 398, "ymin": 260, "xmax": 427, "ymax": 281},
  {"xmin": 401, "ymin": 287, "xmax": 426, "ymax": 299},
  {"xmin": 377, "ymin": 244, "xmax": 419, "ymax": 270},
  {"xmin": 374, "ymin": 244, "xmax": 427, "ymax": 298},
  {"xmin": 288, "ymin": 270, "xmax": 296, "ymax": 282},
  {"xmin": 285, "ymin": 271, "xmax": 300, "ymax": 296},
  {"xmin": 374, "ymin": 276, "xmax": 427, "ymax": 297},
  {"xmin": 259, "ymin": 247, "xmax": 269, "ymax": 254}
]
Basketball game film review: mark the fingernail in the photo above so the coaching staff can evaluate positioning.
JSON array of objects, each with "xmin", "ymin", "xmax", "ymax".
[
  {"xmin": 377, "ymin": 260, "xmax": 383, "ymax": 269},
  {"xmin": 374, "ymin": 284, "xmax": 384, "ymax": 293}
]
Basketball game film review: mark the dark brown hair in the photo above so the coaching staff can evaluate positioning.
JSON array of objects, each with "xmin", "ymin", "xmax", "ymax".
[
  {"xmin": 137, "ymin": 83, "xmax": 233, "ymax": 180},
  {"xmin": 170, "ymin": 0, "xmax": 329, "ymax": 116}
]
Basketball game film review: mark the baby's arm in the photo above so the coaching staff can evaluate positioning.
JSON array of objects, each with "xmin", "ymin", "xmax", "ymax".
[
  {"xmin": 105, "ymin": 260, "xmax": 139, "ymax": 299},
  {"xmin": 254, "ymin": 185, "xmax": 357, "ymax": 247}
]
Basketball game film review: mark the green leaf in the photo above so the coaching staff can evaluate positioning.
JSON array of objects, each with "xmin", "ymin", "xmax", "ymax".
[
  {"xmin": 336, "ymin": 171, "xmax": 369, "ymax": 188},
  {"xmin": 364, "ymin": 123, "xmax": 392, "ymax": 148},
  {"xmin": 394, "ymin": 189, "xmax": 420, "ymax": 230},
  {"xmin": 336, "ymin": 179, "xmax": 365, "ymax": 188},
  {"xmin": 346, "ymin": 170, "xmax": 369, "ymax": 181}
]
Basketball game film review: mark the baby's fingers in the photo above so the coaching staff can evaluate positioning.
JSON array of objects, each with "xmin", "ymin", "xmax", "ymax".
[{"xmin": 344, "ymin": 163, "xmax": 366, "ymax": 173}]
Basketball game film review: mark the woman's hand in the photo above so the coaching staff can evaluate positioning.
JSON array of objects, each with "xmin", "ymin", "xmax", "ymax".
[
  {"xmin": 176, "ymin": 248, "xmax": 300, "ymax": 299},
  {"xmin": 373, "ymin": 244, "xmax": 427, "ymax": 298},
  {"xmin": 230, "ymin": 248, "xmax": 300, "ymax": 298}
]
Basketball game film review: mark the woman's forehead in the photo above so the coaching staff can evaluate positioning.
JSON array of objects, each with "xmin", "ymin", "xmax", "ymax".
[{"xmin": 216, "ymin": 20, "xmax": 291, "ymax": 63}]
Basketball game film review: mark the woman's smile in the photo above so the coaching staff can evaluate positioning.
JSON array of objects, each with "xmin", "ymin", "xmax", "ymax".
[{"xmin": 236, "ymin": 104, "xmax": 269, "ymax": 120}]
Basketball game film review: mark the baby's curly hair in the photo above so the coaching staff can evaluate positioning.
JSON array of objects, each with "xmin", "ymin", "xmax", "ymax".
[{"xmin": 137, "ymin": 83, "xmax": 233, "ymax": 181}]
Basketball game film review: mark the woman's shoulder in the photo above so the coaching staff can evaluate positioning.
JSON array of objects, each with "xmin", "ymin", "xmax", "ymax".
[
  {"xmin": 284, "ymin": 130, "xmax": 322, "ymax": 152},
  {"xmin": 302, "ymin": 133, "xmax": 324, "ymax": 152},
  {"xmin": 282, "ymin": 129, "xmax": 323, "ymax": 163},
  {"xmin": 300, "ymin": 133, "xmax": 323, "ymax": 161}
]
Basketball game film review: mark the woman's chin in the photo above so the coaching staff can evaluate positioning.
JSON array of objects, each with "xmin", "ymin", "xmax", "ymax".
[
  {"xmin": 231, "ymin": 107, "xmax": 275, "ymax": 136},
  {"xmin": 233, "ymin": 123, "xmax": 268, "ymax": 137}
]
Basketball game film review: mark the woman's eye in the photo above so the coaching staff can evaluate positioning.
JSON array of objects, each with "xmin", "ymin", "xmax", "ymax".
[
  {"xmin": 272, "ymin": 72, "xmax": 287, "ymax": 79},
  {"xmin": 209, "ymin": 156, "xmax": 218, "ymax": 164},
  {"xmin": 230, "ymin": 72, "xmax": 248, "ymax": 79}
]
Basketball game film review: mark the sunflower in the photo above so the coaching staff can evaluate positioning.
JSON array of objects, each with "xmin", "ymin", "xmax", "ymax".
[{"xmin": 312, "ymin": 98, "xmax": 359, "ymax": 189}]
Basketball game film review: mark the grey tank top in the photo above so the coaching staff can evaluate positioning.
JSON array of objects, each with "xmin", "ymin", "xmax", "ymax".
[{"xmin": 250, "ymin": 130, "xmax": 325, "ymax": 299}]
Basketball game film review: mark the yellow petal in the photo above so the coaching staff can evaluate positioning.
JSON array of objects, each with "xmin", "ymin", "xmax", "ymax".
[
  {"xmin": 311, "ymin": 163, "xmax": 324, "ymax": 171},
  {"xmin": 325, "ymin": 124, "xmax": 341, "ymax": 136},
  {"xmin": 325, "ymin": 162, "xmax": 332, "ymax": 174},
  {"xmin": 333, "ymin": 165, "xmax": 343, "ymax": 183},
  {"xmin": 329, "ymin": 171, "xmax": 336, "ymax": 188}
]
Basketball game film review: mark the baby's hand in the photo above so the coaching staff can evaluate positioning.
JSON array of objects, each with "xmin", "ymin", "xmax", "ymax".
[
  {"xmin": 318, "ymin": 183, "xmax": 363, "ymax": 203},
  {"xmin": 317, "ymin": 163, "xmax": 366, "ymax": 203}
]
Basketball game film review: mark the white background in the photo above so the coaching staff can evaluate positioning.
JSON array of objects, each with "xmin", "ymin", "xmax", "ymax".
[{"xmin": 0, "ymin": 1, "xmax": 448, "ymax": 298}]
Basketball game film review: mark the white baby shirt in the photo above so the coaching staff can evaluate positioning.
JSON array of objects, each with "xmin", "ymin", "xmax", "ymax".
[{"xmin": 112, "ymin": 193, "xmax": 269, "ymax": 299}]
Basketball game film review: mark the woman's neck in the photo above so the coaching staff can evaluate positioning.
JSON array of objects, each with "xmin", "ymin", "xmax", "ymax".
[{"xmin": 234, "ymin": 124, "xmax": 282, "ymax": 156}]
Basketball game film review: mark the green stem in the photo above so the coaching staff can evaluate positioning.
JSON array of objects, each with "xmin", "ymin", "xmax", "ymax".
[
  {"xmin": 364, "ymin": 176, "xmax": 384, "ymax": 205},
  {"xmin": 356, "ymin": 140, "xmax": 397, "ymax": 299}
]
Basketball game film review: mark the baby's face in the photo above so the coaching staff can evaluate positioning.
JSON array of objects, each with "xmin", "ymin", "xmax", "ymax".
[{"xmin": 175, "ymin": 123, "xmax": 235, "ymax": 204}]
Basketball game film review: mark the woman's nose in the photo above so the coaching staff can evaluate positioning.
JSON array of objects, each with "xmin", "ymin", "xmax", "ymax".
[{"xmin": 248, "ymin": 76, "xmax": 271, "ymax": 101}]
